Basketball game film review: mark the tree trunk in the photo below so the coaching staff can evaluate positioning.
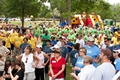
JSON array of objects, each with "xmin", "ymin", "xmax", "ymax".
[
  {"xmin": 51, "ymin": 8, "xmax": 56, "ymax": 25},
  {"xmin": 60, "ymin": 10, "xmax": 64, "ymax": 23},
  {"xmin": 66, "ymin": 0, "xmax": 71, "ymax": 24},
  {"xmin": 21, "ymin": 0, "xmax": 25, "ymax": 29}
]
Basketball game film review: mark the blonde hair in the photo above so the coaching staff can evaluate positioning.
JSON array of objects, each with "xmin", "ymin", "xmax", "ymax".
[{"xmin": 83, "ymin": 56, "xmax": 93, "ymax": 64}]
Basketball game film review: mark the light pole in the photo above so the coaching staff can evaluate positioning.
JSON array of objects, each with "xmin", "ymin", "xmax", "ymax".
[
  {"xmin": 114, "ymin": 14, "xmax": 116, "ymax": 27},
  {"xmin": 114, "ymin": 4, "xmax": 116, "ymax": 27}
]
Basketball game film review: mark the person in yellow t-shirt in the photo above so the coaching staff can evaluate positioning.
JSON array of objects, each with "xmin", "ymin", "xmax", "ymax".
[
  {"xmin": 9, "ymin": 29, "xmax": 18, "ymax": 51},
  {"xmin": 114, "ymin": 38, "xmax": 120, "ymax": 45},
  {"xmin": 13, "ymin": 34, "xmax": 23, "ymax": 56},
  {"xmin": 30, "ymin": 36, "xmax": 37, "ymax": 49},
  {"xmin": 111, "ymin": 35, "xmax": 117, "ymax": 46},
  {"xmin": 4, "ymin": 33, "xmax": 11, "ymax": 49}
]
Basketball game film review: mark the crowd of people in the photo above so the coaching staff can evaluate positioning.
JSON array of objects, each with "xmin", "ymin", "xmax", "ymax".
[{"xmin": 0, "ymin": 21, "xmax": 120, "ymax": 80}]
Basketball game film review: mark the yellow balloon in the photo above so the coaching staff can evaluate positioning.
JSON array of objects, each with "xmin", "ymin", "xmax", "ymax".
[{"xmin": 30, "ymin": 15, "xmax": 33, "ymax": 18}]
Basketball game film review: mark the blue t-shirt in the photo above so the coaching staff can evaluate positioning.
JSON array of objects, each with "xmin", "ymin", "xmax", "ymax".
[
  {"xmin": 85, "ymin": 45, "xmax": 100, "ymax": 67},
  {"xmin": 20, "ymin": 43, "xmax": 30, "ymax": 53},
  {"xmin": 114, "ymin": 58, "xmax": 120, "ymax": 71},
  {"xmin": 75, "ymin": 56, "xmax": 84, "ymax": 72},
  {"xmin": 60, "ymin": 46, "xmax": 68, "ymax": 58},
  {"xmin": 43, "ymin": 46, "xmax": 52, "ymax": 53},
  {"xmin": 51, "ymin": 40, "xmax": 57, "ymax": 46},
  {"xmin": 70, "ymin": 49, "xmax": 79, "ymax": 67},
  {"xmin": 66, "ymin": 42, "xmax": 74, "ymax": 52}
]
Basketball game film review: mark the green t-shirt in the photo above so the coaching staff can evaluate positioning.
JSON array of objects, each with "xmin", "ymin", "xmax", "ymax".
[{"xmin": 42, "ymin": 34, "xmax": 50, "ymax": 45}]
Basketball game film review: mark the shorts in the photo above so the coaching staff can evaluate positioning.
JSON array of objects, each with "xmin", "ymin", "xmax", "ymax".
[
  {"xmin": 0, "ymin": 71, "xmax": 4, "ymax": 76},
  {"xmin": 24, "ymin": 72, "xmax": 35, "ymax": 80},
  {"xmin": 49, "ymin": 76, "xmax": 64, "ymax": 80}
]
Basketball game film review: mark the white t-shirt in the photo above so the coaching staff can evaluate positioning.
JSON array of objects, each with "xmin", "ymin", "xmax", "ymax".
[
  {"xmin": 92, "ymin": 62, "xmax": 116, "ymax": 80},
  {"xmin": 56, "ymin": 41, "xmax": 62, "ymax": 48},
  {"xmin": 75, "ymin": 39, "xmax": 85, "ymax": 47},
  {"xmin": 22, "ymin": 53, "xmax": 35, "ymax": 73},
  {"xmin": 78, "ymin": 65, "xmax": 95, "ymax": 80},
  {"xmin": 35, "ymin": 51, "xmax": 45, "ymax": 69}
]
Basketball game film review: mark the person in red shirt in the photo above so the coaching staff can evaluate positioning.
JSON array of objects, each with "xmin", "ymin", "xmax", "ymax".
[{"xmin": 49, "ymin": 48, "xmax": 66, "ymax": 80}]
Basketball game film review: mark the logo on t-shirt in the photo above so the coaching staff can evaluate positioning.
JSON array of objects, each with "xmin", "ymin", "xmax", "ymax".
[{"xmin": 52, "ymin": 60, "xmax": 56, "ymax": 63}]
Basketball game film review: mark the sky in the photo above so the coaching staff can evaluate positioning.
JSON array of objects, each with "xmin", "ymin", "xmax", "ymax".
[
  {"xmin": 106, "ymin": 0, "xmax": 120, "ymax": 4},
  {"xmin": 44, "ymin": 0, "xmax": 120, "ymax": 6}
]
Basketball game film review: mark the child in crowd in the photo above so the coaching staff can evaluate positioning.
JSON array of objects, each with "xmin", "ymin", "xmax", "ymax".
[{"xmin": 0, "ymin": 55, "xmax": 5, "ymax": 80}]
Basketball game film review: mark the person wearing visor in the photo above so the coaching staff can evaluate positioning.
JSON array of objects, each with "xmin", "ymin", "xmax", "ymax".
[
  {"xmin": 113, "ymin": 49, "xmax": 120, "ymax": 73},
  {"xmin": 49, "ymin": 48, "xmax": 66, "ymax": 80},
  {"xmin": 35, "ymin": 44, "xmax": 50, "ymax": 80}
]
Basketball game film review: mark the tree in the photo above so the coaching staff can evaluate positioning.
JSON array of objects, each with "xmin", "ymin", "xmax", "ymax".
[
  {"xmin": 39, "ymin": 5, "xmax": 51, "ymax": 18},
  {"xmin": 4, "ymin": 0, "xmax": 43, "ymax": 28},
  {"xmin": 0, "ymin": 0, "xmax": 6, "ymax": 16},
  {"xmin": 89, "ymin": 0, "xmax": 114, "ymax": 19},
  {"xmin": 112, "ymin": 3, "xmax": 120, "ymax": 20}
]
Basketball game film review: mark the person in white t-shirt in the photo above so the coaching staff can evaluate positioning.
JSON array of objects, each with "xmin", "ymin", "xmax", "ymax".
[
  {"xmin": 75, "ymin": 34, "xmax": 85, "ymax": 47},
  {"xmin": 92, "ymin": 49, "xmax": 116, "ymax": 80},
  {"xmin": 70, "ymin": 56, "xmax": 95, "ymax": 80},
  {"xmin": 17, "ymin": 45, "xmax": 39, "ymax": 80},
  {"xmin": 35, "ymin": 44, "xmax": 49, "ymax": 80}
]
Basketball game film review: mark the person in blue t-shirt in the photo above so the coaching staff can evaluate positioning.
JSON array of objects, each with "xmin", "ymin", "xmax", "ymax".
[
  {"xmin": 113, "ymin": 49, "xmax": 120, "ymax": 73},
  {"xmin": 20, "ymin": 37, "xmax": 30, "ymax": 53},
  {"xmin": 60, "ymin": 41, "xmax": 68, "ymax": 60},
  {"xmin": 51, "ymin": 36, "xmax": 57, "ymax": 46},
  {"xmin": 85, "ymin": 37, "xmax": 100, "ymax": 67},
  {"xmin": 70, "ymin": 43, "xmax": 80, "ymax": 67},
  {"xmin": 72, "ymin": 47, "xmax": 86, "ymax": 75},
  {"xmin": 66, "ymin": 38, "xmax": 74, "ymax": 53},
  {"xmin": 43, "ymin": 40, "xmax": 52, "ymax": 74}
]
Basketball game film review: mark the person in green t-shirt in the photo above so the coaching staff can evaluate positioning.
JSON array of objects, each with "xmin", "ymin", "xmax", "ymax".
[{"xmin": 41, "ymin": 30, "xmax": 50, "ymax": 47}]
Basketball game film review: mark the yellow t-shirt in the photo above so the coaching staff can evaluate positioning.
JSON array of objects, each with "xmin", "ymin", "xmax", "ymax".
[
  {"xmin": 14, "ymin": 36, "xmax": 23, "ymax": 48},
  {"xmin": 112, "ymin": 37, "xmax": 117, "ymax": 45},
  {"xmin": 30, "ymin": 37, "xmax": 37, "ymax": 49},
  {"xmin": 100, "ymin": 36, "xmax": 105, "ymax": 43},
  {"xmin": 4, "ymin": 37, "xmax": 11, "ymax": 48},
  {"xmin": 95, "ymin": 38, "xmax": 98, "ymax": 45},
  {"xmin": 9, "ymin": 32, "xmax": 18, "ymax": 44}
]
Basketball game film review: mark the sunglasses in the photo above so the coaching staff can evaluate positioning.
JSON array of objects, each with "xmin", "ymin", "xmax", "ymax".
[
  {"xmin": 104, "ymin": 41, "xmax": 107, "ymax": 42},
  {"xmin": 25, "ymin": 58, "xmax": 28, "ymax": 63},
  {"xmin": 113, "ymin": 51, "xmax": 118, "ymax": 53}
]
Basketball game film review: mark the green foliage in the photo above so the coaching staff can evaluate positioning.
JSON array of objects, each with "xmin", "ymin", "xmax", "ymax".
[
  {"xmin": 0, "ymin": 0, "xmax": 6, "ymax": 16},
  {"xmin": 4, "ymin": 0, "xmax": 41, "ymax": 18},
  {"xmin": 112, "ymin": 3, "xmax": 120, "ymax": 20},
  {"xmin": 49, "ymin": 0, "xmax": 114, "ymax": 21},
  {"xmin": 39, "ymin": 5, "xmax": 51, "ymax": 18}
]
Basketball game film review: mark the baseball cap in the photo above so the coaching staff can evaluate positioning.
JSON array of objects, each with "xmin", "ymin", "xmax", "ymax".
[
  {"xmin": 88, "ymin": 37, "xmax": 94, "ymax": 41},
  {"xmin": 36, "ymin": 44, "xmax": 42, "ymax": 48}
]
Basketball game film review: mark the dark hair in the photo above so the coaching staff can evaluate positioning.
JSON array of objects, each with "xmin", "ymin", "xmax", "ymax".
[
  {"xmin": 101, "ymin": 48, "xmax": 113, "ymax": 60},
  {"xmin": 46, "ymin": 39, "xmax": 51, "ymax": 42},
  {"xmin": 74, "ymin": 43, "xmax": 80, "ymax": 50},
  {"xmin": 109, "ymin": 55, "xmax": 115, "ymax": 67},
  {"xmin": 4, "ymin": 60, "xmax": 11, "ymax": 73},
  {"xmin": 23, "ymin": 37, "xmax": 28, "ymax": 41},
  {"xmin": 0, "ymin": 54, "xmax": 2, "ymax": 58},
  {"xmin": 14, "ymin": 60, "xmax": 25, "ymax": 71},
  {"xmin": 25, "ymin": 45, "xmax": 32, "ymax": 53}
]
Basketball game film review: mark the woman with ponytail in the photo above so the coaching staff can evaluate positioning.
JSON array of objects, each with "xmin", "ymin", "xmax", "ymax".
[{"xmin": 8, "ymin": 60, "xmax": 25, "ymax": 80}]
